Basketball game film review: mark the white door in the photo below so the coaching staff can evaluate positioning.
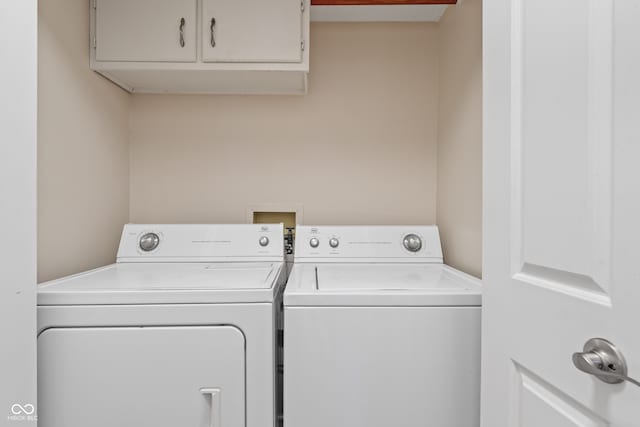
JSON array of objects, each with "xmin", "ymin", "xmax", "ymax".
[
  {"xmin": 0, "ymin": 0, "xmax": 37, "ymax": 423},
  {"xmin": 95, "ymin": 0, "xmax": 197, "ymax": 62},
  {"xmin": 38, "ymin": 326, "xmax": 246, "ymax": 427},
  {"xmin": 483, "ymin": 0, "xmax": 640, "ymax": 426},
  {"xmin": 202, "ymin": 0, "xmax": 303, "ymax": 63}
]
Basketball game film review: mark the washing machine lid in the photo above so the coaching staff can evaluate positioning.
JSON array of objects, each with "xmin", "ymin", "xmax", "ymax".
[
  {"xmin": 284, "ymin": 263, "xmax": 481, "ymax": 307},
  {"xmin": 38, "ymin": 261, "xmax": 284, "ymax": 305}
]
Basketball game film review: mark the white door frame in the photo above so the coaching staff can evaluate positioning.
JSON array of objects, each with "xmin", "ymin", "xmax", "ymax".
[{"xmin": 0, "ymin": 1, "xmax": 38, "ymax": 424}]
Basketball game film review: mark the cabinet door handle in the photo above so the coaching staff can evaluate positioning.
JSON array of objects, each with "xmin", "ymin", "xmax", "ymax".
[
  {"xmin": 179, "ymin": 17, "xmax": 186, "ymax": 47},
  {"xmin": 210, "ymin": 17, "xmax": 216, "ymax": 47}
]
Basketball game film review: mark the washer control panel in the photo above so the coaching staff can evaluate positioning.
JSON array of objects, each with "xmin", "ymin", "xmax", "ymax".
[{"xmin": 294, "ymin": 226, "xmax": 443, "ymax": 262}]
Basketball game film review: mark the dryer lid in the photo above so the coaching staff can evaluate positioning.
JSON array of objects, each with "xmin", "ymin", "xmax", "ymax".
[{"xmin": 38, "ymin": 262, "xmax": 284, "ymax": 305}]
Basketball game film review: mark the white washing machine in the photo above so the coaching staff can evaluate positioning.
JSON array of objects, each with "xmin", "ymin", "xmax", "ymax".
[
  {"xmin": 38, "ymin": 224, "xmax": 286, "ymax": 427},
  {"xmin": 284, "ymin": 225, "xmax": 482, "ymax": 427}
]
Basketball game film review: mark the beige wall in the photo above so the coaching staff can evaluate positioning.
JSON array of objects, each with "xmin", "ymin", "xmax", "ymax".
[
  {"xmin": 129, "ymin": 23, "xmax": 439, "ymax": 226},
  {"xmin": 436, "ymin": 0, "xmax": 483, "ymax": 277},
  {"xmin": 38, "ymin": 0, "xmax": 130, "ymax": 282},
  {"xmin": 37, "ymin": 13, "xmax": 482, "ymax": 281}
]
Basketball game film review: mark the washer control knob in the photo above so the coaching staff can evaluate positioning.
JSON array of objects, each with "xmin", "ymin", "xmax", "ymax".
[
  {"xmin": 403, "ymin": 234, "xmax": 422, "ymax": 252},
  {"xmin": 309, "ymin": 237, "xmax": 320, "ymax": 248},
  {"xmin": 139, "ymin": 233, "xmax": 160, "ymax": 252},
  {"xmin": 259, "ymin": 236, "xmax": 270, "ymax": 247},
  {"xmin": 329, "ymin": 238, "xmax": 340, "ymax": 248}
]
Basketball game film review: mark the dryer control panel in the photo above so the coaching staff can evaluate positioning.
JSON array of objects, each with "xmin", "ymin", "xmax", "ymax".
[
  {"xmin": 294, "ymin": 225, "xmax": 443, "ymax": 263},
  {"xmin": 117, "ymin": 224, "xmax": 284, "ymax": 263}
]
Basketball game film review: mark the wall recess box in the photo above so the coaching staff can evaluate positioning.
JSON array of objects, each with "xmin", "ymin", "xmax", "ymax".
[{"xmin": 247, "ymin": 204, "xmax": 304, "ymax": 226}]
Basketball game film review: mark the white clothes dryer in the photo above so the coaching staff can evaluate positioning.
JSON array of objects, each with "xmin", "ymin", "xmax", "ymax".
[
  {"xmin": 38, "ymin": 224, "xmax": 286, "ymax": 427},
  {"xmin": 284, "ymin": 225, "xmax": 482, "ymax": 427}
]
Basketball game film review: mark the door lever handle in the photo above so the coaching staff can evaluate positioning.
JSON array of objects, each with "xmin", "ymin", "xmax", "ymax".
[{"xmin": 572, "ymin": 338, "xmax": 640, "ymax": 387}]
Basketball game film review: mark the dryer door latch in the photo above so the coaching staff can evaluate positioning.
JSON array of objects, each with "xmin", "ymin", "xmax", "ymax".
[{"xmin": 200, "ymin": 387, "xmax": 222, "ymax": 427}]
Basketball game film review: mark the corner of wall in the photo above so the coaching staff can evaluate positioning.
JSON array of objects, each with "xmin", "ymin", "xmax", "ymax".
[
  {"xmin": 435, "ymin": 0, "xmax": 483, "ymax": 278},
  {"xmin": 37, "ymin": 0, "xmax": 132, "ymax": 282}
]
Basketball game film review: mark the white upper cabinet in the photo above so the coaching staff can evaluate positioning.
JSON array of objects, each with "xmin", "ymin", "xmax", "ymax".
[
  {"xmin": 202, "ymin": 0, "xmax": 303, "ymax": 63},
  {"xmin": 90, "ymin": 0, "xmax": 310, "ymax": 94},
  {"xmin": 95, "ymin": 0, "xmax": 197, "ymax": 62}
]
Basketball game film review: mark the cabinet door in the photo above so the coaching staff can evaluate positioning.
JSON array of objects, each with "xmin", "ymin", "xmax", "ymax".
[
  {"xmin": 38, "ymin": 326, "xmax": 245, "ymax": 427},
  {"xmin": 202, "ymin": 0, "xmax": 303, "ymax": 63},
  {"xmin": 95, "ymin": 0, "xmax": 197, "ymax": 62}
]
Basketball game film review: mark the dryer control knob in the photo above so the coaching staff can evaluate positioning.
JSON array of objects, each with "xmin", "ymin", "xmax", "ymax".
[
  {"xmin": 329, "ymin": 238, "xmax": 340, "ymax": 248},
  {"xmin": 403, "ymin": 234, "xmax": 422, "ymax": 252},
  {"xmin": 259, "ymin": 236, "xmax": 270, "ymax": 247},
  {"xmin": 309, "ymin": 237, "xmax": 320, "ymax": 248},
  {"xmin": 139, "ymin": 233, "xmax": 160, "ymax": 252}
]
